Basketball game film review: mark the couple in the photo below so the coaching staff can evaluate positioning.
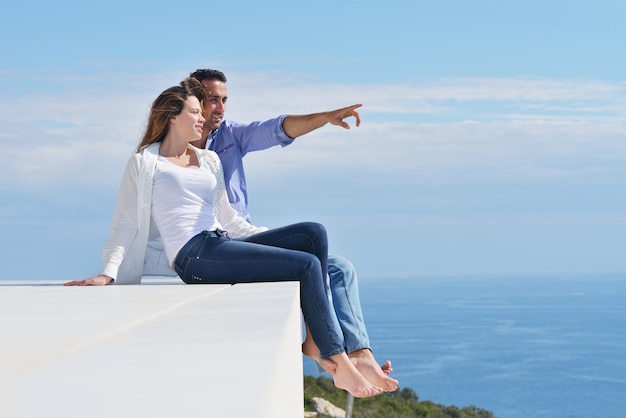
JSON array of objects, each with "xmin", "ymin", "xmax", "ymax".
[{"xmin": 66, "ymin": 70, "xmax": 398, "ymax": 398}]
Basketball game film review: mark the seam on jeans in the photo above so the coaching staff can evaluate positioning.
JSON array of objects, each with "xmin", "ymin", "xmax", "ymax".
[
  {"xmin": 195, "ymin": 234, "xmax": 209, "ymax": 259},
  {"xmin": 266, "ymin": 233, "xmax": 315, "ymax": 252},
  {"xmin": 342, "ymin": 281, "xmax": 368, "ymax": 340},
  {"xmin": 309, "ymin": 268, "xmax": 343, "ymax": 359},
  {"xmin": 328, "ymin": 260, "xmax": 368, "ymax": 342}
]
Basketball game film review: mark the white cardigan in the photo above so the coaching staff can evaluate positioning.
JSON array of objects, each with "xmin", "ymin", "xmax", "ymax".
[{"xmin": 100, "ymin": 142, "xmax": 266, "ymax": 285}]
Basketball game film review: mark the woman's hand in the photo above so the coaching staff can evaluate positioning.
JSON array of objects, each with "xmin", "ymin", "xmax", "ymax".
[{"xmin": 64, "ymin": 275, "xmax": 114, "ymax": 286}]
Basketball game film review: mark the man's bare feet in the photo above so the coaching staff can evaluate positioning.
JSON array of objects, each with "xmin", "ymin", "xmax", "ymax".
[
  {"xmin": 330, "ymin": 352, "xmax": 384, "ymax": 398},
  {"xmin": 349, "ymin": 349, "xmax": 399, "ymax": 392},
  {"xmin": 381, "ymin": 360, "xmax": 393, "ymax": 375}
]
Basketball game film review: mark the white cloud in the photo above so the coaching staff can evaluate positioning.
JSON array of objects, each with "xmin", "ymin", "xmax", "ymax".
[
  {"xmin": 228, "ymin": 73, "xmax": 626, "ymax": 119},
  {"xmin": 244, "ymin": 119, "xmax": 626, "ymax": 186},
  {"xmin": 1, "ymin": 71, "xmax": 624, "ymax": 196}
]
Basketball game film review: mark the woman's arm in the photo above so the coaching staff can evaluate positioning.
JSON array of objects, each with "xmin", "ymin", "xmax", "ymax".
[
  {"xmin": 99, "ymin": 156, "xmax": 141, "ymax": 279},
  {"xmin": 64, "ymin": 275, "xmax": 114, "ymax": 286}
]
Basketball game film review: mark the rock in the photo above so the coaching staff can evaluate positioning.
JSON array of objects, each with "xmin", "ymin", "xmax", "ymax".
[{"xmin": 311, "ymin": 397, "xmax": 346, "ymax": 418}]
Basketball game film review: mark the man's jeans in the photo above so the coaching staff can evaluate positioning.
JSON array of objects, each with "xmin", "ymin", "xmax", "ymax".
[
  {"xmin": 327, "ymin": 254, "xmax": 371, "ymax": 354},
  {"xmin": 174, "ymin": 222, "xmax": 344, "ymax": 359}
]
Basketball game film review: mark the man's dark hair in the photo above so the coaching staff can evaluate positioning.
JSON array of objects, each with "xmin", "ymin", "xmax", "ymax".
[{"xmin": 190, "ymin": 69, "xmax": 227, "ymax": 83}]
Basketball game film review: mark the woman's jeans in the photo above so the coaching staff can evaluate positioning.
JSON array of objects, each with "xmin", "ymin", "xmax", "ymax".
[{"xmin": 173, "ymin": 222, "xmax": 344, "ymax": 359}]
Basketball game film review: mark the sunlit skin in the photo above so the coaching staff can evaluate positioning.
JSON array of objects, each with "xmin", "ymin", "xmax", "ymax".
[
  {"xmin": 158, "ymin": 95, "xmax": 205, "ymax": 167},
  {"xmin": 190, "ymin": 78, "xmax": 363, "ymax": 149},
  {"xmin": 61, "ymin": 94, "xmax": 384, "ymax": 398},
  {"xmin": 188, "ymin": 76, "xmax": 396, "ymax": 395},
  {"xmin": 302, "ymin": 324, "xmax": 398, "ymax": 392},
  {"xmin": 301, "ymin": 328, "xmax": 386, "ymax": 398},
  {"xmin": 191, "ymin": 79, "xmax": 227, "ymax": 149}
]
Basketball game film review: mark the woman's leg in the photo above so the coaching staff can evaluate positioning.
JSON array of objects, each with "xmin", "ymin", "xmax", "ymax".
[
  {"xmin": 174, "ymin": 224, "xmax": 383, "ymax": 397},
  {"xmin": 175, "ymin": 223, "xmax": 343, "ymax": 358},
  {"xmin": 303, "ymin": 324, "xmax": 399, "ymax": 392},
  {"xmin": 302, "ymin": 322, "xmax": 337, "ymax": 374},
  {"xmin": 245, "ymin": 224, "xmax": 396, "ymax": 391},
  {"xmin": 240, "ymin": 222, "xmax": 328, "ymax": 279}
]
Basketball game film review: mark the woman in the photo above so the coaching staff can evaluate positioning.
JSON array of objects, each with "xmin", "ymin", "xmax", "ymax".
[{"xmin": 65, "ymin": 78, "xmax": 396, "ymax": 398}]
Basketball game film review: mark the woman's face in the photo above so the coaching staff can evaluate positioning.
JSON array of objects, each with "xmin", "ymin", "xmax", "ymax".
[{"xmin": 171, "ymin": 96, "xmax": 205, "ymax": 142}]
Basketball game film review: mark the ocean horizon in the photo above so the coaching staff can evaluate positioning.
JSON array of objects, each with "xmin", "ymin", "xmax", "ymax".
[{"xmin": 304, "ymin": 273, "xmax": 626, "ymax": 418}]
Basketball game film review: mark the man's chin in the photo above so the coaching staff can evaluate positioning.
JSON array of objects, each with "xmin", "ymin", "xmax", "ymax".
[{"xmin": 203, "ymin": 123, "xmax": 220, "ymax": 132}]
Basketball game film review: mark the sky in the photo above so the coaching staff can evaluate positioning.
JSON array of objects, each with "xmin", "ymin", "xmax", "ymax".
[{"xmin": 0, "ymin": 0, "xmax": 624, "ymax": 281}]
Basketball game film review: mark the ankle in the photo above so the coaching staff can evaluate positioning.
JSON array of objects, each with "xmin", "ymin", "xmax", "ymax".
[{"xmin": 348, "ymin": 348, "xmax": 372, "ymax": 358}]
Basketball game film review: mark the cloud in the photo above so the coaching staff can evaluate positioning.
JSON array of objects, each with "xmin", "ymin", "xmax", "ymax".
[
  {"xmin": 1, "ymin": 70, "xmax": 624, "ymax": 279},
  {"xmin": 227, "ymin": 73, "xmax": 626, "ymax": 120},
  {"xmin": 0, "ymin": 70, "xmax": 182, "ymax": 191},
  {"xmin": 1, "ymin": 71, "xmax": 624, "ymax": 197}
]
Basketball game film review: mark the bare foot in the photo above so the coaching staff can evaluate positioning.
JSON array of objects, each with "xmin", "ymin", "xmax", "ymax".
[
  {"xmin": 302, "ymin": 328, "xmax": 337, "ymax": 374},
  {"xmin": 330, "ymin": 352, "xmax": 384, "ymax": 398},
  {"xmin": 381, "ymin": 360, "xmax": 393, "ymax": 375},
  {"xmin": 349, "ymin": 349, "xmax": 398, "ymax": 392}
]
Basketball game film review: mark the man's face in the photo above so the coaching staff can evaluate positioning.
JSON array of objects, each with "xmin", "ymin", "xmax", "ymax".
[{"xmin": 201, "ymin": 79, "xmax": 227, "ymax": 135}]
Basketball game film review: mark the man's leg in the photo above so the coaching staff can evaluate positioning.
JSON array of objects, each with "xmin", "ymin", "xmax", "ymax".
[
  {"xmin": 328, "ymin": 254, "xmax": 396, "ymax": 388},
  {"xmin": 327, "ymin": 254, "xmax": 370, "ymax": 353}
]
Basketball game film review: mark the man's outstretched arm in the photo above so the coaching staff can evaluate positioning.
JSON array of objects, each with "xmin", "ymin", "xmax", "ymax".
[{"xmin": 282, "ymin": 104, "xmax": 362, "ymax": 139}]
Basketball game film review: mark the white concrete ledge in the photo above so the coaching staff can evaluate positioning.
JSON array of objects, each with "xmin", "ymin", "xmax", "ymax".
[{"xmin": 0, "ymin": 280, "xmax": 303, "ymax": 417}]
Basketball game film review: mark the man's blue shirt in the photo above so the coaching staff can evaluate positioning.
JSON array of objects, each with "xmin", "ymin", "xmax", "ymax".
[{"xmin": 207, "ymin": 115, "xmax": 294, "ymax": 222}]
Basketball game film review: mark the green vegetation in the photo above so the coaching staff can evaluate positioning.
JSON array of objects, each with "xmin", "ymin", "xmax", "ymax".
[{"xmin": 304, "ymin": 375, "xmax": 495, "ymax": 418}]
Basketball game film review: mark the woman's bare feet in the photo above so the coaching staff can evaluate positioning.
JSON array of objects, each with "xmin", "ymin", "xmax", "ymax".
[
  {"xmin": 302, "ymin": 325, "xmax": 383, "ymax": 398},
  {"xmin": 349, "ymin": 349, "xmax": 399, "ymax": 392},
  {"xmin": 329, "ymin": 352, "xmax": 384, "ymax": 398},
  {"xmin": 302, "ymin": 332, "xmax": 337, "ymax": 374}
]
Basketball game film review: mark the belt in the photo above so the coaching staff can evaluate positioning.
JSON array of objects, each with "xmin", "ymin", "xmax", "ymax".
[{"xmin": 203, "ymin": 229, "xmax": 229, "ymax": 238}]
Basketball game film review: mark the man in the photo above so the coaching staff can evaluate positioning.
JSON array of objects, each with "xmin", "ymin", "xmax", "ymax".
[{"xmin": 188, "ymin": 69, "xmax": 395, "ymax": 386}]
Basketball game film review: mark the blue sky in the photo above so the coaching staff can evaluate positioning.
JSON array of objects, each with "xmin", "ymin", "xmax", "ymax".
[{"xmin": 1, "ymin": 0, "xmax": 624, "ymax": 280}]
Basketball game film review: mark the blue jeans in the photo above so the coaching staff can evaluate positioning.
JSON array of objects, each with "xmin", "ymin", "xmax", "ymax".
[
  {"xmin": 173, "ymin": 222, "xmax": 344, "ymax": 359},
  {"xmin": 327, "ymin": 254, "xmax": 370, "ymax": 354}
]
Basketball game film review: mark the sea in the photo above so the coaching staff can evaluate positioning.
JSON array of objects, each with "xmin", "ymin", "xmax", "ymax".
[{"xmin": 303, "ymin": 274, "xmax": 626, "ymax": 418}]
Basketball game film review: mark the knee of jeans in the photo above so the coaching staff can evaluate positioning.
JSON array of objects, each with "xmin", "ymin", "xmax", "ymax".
[
  {"xmin": 328, "ymin": 254, "xmax": 356, "ymax": 281},
  {"xmin": 298, "ymin": 221, "xmax": 327, "ymax": 240},
  {"xmin": 300, "ymin": 253, "xmax": 322, "ymax": 279},
  {"xmin": 328, "ymin": 254, "xmax": 354, "ymax": 271}
]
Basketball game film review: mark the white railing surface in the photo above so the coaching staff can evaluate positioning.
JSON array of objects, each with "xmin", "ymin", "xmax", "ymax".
[{"xmin": 0, "ymin": 279, "xmax": 303, "ymax": 418}]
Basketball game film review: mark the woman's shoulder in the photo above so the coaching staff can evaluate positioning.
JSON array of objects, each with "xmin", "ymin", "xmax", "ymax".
[
  {"xmin": 134, "ymin": 142, "xmax": 160, "ymax": 158},
  {"xmin": 131, "ymin": 143, "xmax": 160, "ymax": 164}
]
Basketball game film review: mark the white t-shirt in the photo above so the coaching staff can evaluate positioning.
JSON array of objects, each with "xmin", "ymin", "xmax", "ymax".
[{"xmin": 151, "ymin": 155, "xmax": 223, "ymax": 266}]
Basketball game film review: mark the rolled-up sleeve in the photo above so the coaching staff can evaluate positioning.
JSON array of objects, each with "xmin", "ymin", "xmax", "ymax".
[{"xmin": 230, "ymin": 115, "xmax": 295, "ymax": 155}]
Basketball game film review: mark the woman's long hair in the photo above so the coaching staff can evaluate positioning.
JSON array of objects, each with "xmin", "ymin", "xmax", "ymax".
[{"xmin": 136, "ymin": 77, "xmax": 205, "ymax": 152}]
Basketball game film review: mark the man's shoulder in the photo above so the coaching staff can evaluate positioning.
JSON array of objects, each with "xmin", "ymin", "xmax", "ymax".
[
  {"xmin": 219, "ymin": 116, "xmax": 284, "ymax": 131},
  {"xmin": 220, "ymin": 118, "xmax": 245, "ymax": 126},
  {"xmin": 212, "ymin": 119, "xmax": 236, "ymax": 138}
]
